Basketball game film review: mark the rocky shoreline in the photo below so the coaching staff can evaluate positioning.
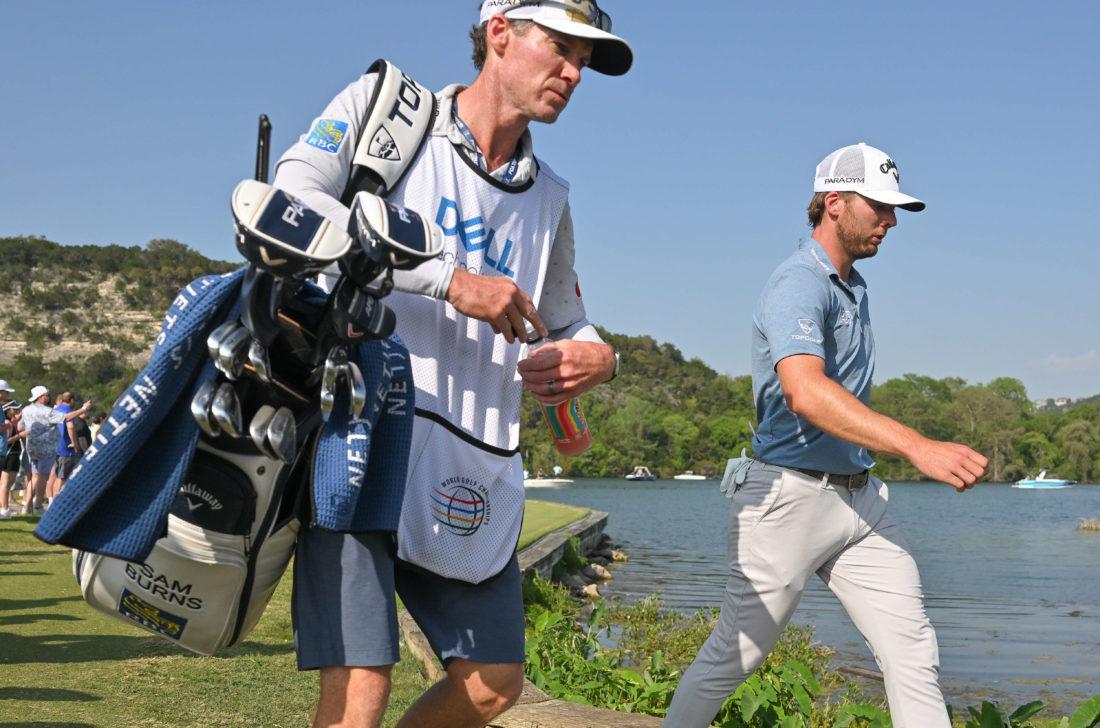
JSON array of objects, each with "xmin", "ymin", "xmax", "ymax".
[{"xmin": 554, "ymin": 531, "xmax": 627, "ymax": 600}]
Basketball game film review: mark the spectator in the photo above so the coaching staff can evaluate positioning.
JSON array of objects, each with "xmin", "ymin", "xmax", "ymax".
[
  {"xmin": 0, "ymin": 382, "xmax": 18, "ymax": 518},
  {"xmin": 88, "ymin": 414, "xmax": 105, "ymax": 442},
  {"xmin": 48, "ymin": 392, "xmax": 81, "ymax": 504},
  {"xmin": 71, "ymin": 406, "xmax": 92, "ymax": 458},
  {"xmin": 19, "ymin": 386, "xmax": 90, "ymax": 514}
]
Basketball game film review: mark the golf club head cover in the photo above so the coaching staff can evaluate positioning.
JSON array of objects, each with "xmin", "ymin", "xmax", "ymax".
[
  {"xmin": 232, "ymin": 179, "xmax": 353, "ymax": 278},
  {"xmin": 345, "ymin": 191, "xmax": 443, "ymax": 278}
]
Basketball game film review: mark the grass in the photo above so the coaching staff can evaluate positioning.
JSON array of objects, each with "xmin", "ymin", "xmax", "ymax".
[
  {"xmin": 0, "ymin": 499, "xmax": 582, "ymax": 727},
  {"xmin": 518, "ymin": 499, "xmax": 589, "ymax": 550},
  {"xmin": 1, "ymin": 516, "xmax": 422, "ymax": 727},
  {"xmin": 1080, "ymin": 517, "xmax": 1100, "ymax": 531}
]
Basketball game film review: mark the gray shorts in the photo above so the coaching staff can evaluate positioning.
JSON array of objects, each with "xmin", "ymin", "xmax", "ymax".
[
  {"xmin": 56, "ymin": 454, "xmax": 77, "ymax": 480},
  {"xmin": 291, "ymin": 527, "xmax": 525, "ymax": 671}
]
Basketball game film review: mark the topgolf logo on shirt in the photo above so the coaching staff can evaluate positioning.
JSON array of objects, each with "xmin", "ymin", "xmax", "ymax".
[
  {"xmin": 306, "ymin": 119, "xmax": 348, "ymax": 154},
  {"xmin": 792, "ymin": 318, "xmax": 823, "ymax": 344},
  {"xmin": 430, "ymin": 476, "xmax": 491, "ymax": 536}
]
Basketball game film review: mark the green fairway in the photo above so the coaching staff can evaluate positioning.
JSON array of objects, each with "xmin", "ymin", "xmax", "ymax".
[
  {"xmin": 518, "ymin": 498, "xmax": 590, "ymax": 550},
  {"xmin": 0, "ymin": 499, "xmax": 589, "ymax": 726}
]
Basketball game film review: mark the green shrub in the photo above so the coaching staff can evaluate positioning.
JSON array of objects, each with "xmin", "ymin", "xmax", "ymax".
[
  {"xmin": 550, "ymin": 535, "xmax": 588, "ymax": 581},
  {"xmin": 522, "ymin": 576, "xmax": 1100, "ymax": 727}
]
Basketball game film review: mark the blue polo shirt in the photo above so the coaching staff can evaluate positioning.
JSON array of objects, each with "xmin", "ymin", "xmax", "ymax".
[
  {"xmin": 55, "ymin": 403, "xmax": 73, "ymax": 456},
  {"xmin": 751, "ymin": 237, "xmax": 876, "ymax": 473}
]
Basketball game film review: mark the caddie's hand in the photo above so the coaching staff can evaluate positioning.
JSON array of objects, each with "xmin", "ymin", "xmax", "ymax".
[
  {"xmin": 518, "ymin": 340, "xmax": 615, "ymax": 404},
  {"xmin": 445, "ymin": 268, "xmax": 546, "ymax": 344},
  {"xmin": 910, "ymin": 440, "xmax": 989, "ymax": 492}
]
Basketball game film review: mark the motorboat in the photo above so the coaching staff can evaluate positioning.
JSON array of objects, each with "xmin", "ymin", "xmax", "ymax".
[
  {"xmin": 524, "ymin": 466, "xmax": 573, "ymax": 487},
  {"xmin": 1013, "ymin": 470, "xmax": 1076, "ymax": 489},
  {"xmin": 673, "ymin": 471, "xmax": 707, "ymax": 480},
  {"xmin": 524, "ymin": 476, "xmax": 573, "ymax": 487},
  {"xmin": 625, "ymin": 466, "xmax": 656, "ymax": 481}
]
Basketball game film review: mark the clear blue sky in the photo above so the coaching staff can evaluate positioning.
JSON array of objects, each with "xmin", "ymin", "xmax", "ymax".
[{"xmin": 4, "ymin": 1, "xmax": 1097, "ymax": 401}]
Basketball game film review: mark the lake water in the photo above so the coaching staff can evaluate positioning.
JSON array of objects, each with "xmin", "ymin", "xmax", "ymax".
[{"xmin": 528, "ymin": 477, "xmax": 1100, "ymax": 710}]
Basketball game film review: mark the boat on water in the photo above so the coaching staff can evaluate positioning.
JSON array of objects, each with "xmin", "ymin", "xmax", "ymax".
[
  {"xmin": 524, "ymin": 477, "xmax": 573, "ymax": 487},
  {"xmin": 673, "ymin": 471, "xmax": 707, "ymax": 480},
  {"xmin": 524, "ymin": 466, "xmax": 573, "ymax": 487},
  {"xmin": 1013, "ymin": 470, "xmax": 1076, "ymax": 489},
  {"xmin": 625, "ymin": 465, "xmax": 656, "ymax": 481}
]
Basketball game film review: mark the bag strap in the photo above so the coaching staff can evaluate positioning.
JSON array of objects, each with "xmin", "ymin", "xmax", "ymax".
[{"xmin": 341, "ymin": 59, "xmax": 437, "ymax": 205}]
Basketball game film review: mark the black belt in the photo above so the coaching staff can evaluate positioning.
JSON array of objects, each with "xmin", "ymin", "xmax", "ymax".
[{"xmin": 787, "ymin": 466, "xmax": 869, "ymax": 489}]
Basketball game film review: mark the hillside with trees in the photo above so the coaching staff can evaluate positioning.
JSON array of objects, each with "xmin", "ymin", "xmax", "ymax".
[
  {"xmin": 520, "ymin": 334, "xmax": 1099, "ymax": 483},
  {"xmin": 3, "ymin": 235, "xmax": 1097, "ymax": 484}
]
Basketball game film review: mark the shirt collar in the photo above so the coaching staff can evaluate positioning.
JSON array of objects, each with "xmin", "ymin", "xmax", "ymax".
[
  {"xmin": 435, "ymin": 84, "xmax": 536, "ymax": 184},
  {"xmin": 798, "ymin": 237, "xmax": 867, "ymax": 293}
]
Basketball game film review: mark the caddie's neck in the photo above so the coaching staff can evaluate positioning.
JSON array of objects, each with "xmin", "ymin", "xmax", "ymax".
[{"xmin": 454, "ymin": 80, "xmax": 530, "ymax": 173}]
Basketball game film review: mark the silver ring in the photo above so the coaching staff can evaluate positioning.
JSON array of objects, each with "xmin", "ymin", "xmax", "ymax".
[{"xmin": 547, "ymin": 380, "xmax": 555, "ymax": 395}]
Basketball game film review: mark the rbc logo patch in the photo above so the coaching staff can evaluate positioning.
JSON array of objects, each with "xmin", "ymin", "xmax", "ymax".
[{"xmin": 306, "ymin": 119, "xmax": 348, "ymax": 154}]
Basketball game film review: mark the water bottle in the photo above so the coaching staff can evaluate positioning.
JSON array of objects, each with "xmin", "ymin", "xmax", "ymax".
[{"xmin": 527, "ymin": 334, "xmax": 592, "ymax": 457}]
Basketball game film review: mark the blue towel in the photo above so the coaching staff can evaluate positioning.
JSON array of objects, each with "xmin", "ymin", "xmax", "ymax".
[{"xmin": 36, "ymin": 269, "xmax": 413, "ymax": 560}]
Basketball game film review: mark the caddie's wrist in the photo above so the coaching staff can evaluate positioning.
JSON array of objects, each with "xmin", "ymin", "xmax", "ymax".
[{"xmin": 606, "ymin": 349, "xmax": 621, "ymax": 382}]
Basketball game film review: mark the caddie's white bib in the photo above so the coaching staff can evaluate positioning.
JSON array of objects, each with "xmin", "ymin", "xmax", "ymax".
[{"xmin": 390, "ymin": 133, "xmax": 568, "ymax": 582}]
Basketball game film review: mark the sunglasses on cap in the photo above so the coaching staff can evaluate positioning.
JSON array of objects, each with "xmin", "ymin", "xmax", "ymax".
[
  {"xmin": 574, "ymin": 2, "xmax": 613, "ymax": 32},
  {"xmin": 566, "ymin": 1, "xmax": 614, "ymax": 32},
  {"xmin": 494, "ymin": 0, "xmax": 613, "ymax": 32}
]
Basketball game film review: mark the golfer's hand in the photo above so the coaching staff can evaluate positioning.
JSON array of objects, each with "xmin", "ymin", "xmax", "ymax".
[{"xmin": 911, "ymin": 440, "xmax": 989, "ymax": 492}]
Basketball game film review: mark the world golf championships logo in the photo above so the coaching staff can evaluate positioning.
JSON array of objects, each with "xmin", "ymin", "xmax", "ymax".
[{"xmin": 431, "ymin": 477, "xmax": 488, "ymax": 536}]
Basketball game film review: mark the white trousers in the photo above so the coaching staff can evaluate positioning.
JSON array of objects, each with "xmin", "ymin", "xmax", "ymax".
[{"xmin": 663, "ymin": 463, "xmax": 948, "ymax": 728}]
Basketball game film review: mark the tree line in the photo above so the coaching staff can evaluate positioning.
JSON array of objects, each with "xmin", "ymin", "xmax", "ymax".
[
  {"xmin": 520, "ymin": 332, "xmax": 1100, "ymax": 484},
  {"xmin": 4, "ymin": 235, "xmax": 1096, "ymax": 484}
]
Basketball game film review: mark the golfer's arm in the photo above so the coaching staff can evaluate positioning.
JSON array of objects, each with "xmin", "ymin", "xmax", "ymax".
[{"xmin": 777, "ymin": 354, "xmax": 925, "ymax": 461}]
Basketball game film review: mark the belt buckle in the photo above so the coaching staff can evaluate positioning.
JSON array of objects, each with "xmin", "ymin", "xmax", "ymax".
[{"xmin": 844, "ymin": 471, "xmax": 867, "ymax": 490}]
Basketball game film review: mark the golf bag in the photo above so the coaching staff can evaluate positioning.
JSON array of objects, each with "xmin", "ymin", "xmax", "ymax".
[
  {"xmin": 70, "ymin": 175, "xmax": 441, "ymax": 655},
  {"xmin": 74, "ymin": 440, "xmax": 305, "ymax": 654},
  {"xmin": 61, "ymin": 66, "xmax": 439, "ymax": 654}
]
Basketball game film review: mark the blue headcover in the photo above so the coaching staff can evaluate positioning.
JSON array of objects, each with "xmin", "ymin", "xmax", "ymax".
[{"xmin": 35, "ymin": 268, "xmax": 413, "ymax": 560}]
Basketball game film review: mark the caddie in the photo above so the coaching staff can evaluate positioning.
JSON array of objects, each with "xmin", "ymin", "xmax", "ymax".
[
  {"xmin": 663, "ymin": 143, "xmax": 989, "ymax": 728},
  {"xmin": 271, "ymin": 2, "xmax": 630, "ymax": 726}
]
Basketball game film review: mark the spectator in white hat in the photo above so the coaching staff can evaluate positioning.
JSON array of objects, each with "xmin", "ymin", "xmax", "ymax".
[
  {"xmin": 17, "ymin": 386, "xmax": 90, "ymax": 515},
  {"xmin": 272, "ymin": 1, "xmax": 631, "ymax": 725}
]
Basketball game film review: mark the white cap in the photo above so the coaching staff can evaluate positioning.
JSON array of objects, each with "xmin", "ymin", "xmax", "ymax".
[
  {"xmin": 0, "ymin": 380, "xmax": 11, "ymax": 392},
  {"xmin": 30, "ymin": 385, "xmax": 49, "ymax": 400},
  {"xmin": 479, "ymin": 0, "xmax": 633, "ymax": 76},
  {"xmin": 813, "ymin": 142, "xmax": 925, "ymax": 212}
]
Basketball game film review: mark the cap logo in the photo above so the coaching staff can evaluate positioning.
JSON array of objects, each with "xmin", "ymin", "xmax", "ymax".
[{"xmin": 879, "ymin": 159, "xmax": 899, "ymax": 182}]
